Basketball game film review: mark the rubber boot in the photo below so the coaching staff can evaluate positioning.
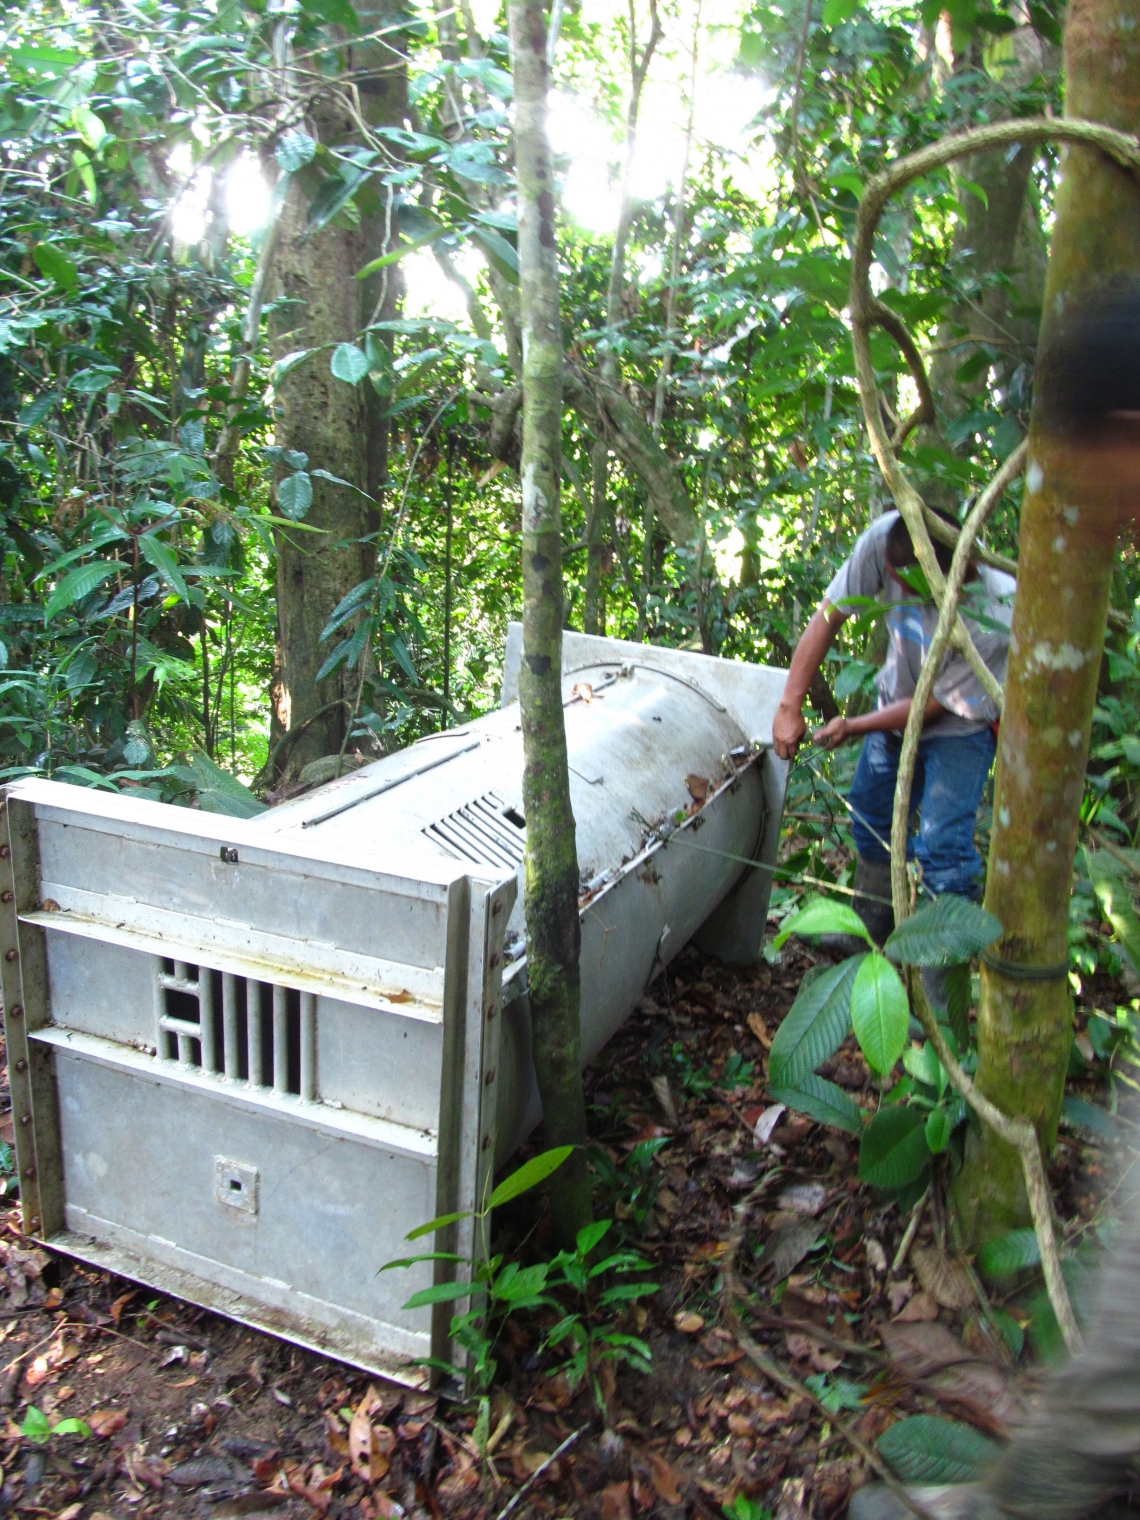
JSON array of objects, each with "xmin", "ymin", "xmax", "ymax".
[{"xmin": 818, "ymin": 856, "xmax": 895, "ymax": 958}]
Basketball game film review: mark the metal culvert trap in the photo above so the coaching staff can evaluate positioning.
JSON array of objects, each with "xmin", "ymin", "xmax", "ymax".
[{"xmin": 0, "ymin": 628, "xmax": 788, "ymax": 1384}]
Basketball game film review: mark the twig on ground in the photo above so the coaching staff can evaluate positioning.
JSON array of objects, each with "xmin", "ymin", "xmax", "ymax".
[
  {"xmin": 493, "ymin": 1424, "xmax": 587, "ymax": 1520},
  {"xmin": 891, "ymin": 1187, "xmax": 929, "ymax": 1274}
]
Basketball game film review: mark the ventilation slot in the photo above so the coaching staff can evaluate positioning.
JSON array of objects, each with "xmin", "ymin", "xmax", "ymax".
[
  {"xmin": 153, "ymin": 959, "xmax": 316, "ymax": 1100},
  {"xmin": 422, "ymin": 789, "xmax": 526, "ymax": 869}
]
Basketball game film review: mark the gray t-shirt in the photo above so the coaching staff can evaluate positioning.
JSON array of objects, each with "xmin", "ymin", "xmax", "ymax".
[{"xmin": 822, "ymin": 512, "xmax": 1015, "ymax": 739}]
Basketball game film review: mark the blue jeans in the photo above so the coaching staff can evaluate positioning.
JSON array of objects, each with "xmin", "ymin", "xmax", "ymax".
[{"xmin": 847, "ymin": 728, "xmax": 996, "ymax": 899}]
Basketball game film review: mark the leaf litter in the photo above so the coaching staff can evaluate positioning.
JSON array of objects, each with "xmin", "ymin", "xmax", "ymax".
[{"xmin": 0, "ymin": 935, "xmax": 1127, "ymax": 1520}]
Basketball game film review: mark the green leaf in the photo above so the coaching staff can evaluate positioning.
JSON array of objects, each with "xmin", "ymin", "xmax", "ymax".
[
  {"xmin": 977, "ymin": 1227, "xmax": 1040, "ymax": 1279},
  {"xmin": 50, "ymin": 1417, "xmax": 90, "ymax": 1438},
  {"xmin": 44, "ymin": 560, "xmax": 118, "ymax": 621},
  {"xmin": 486, "ymin": 1145, "xmax": 574, "ymax": 1209},
  {"xmin": 1086, "ymin": 848, "xmax": 1140, "ymax": 969},
  {"xmin": 355, "ymin": 228, "xmax": 447, "ymax": 278},
  {"xmin": 331, "ymin": 343, "xmax": 369, "ymax": 384},
  {"xmin": 1062, "ymin": 1094, "xmax": 1119, "ymax": 1141},
  {"xmin": 774, "ymin": 895, "xmax": 872, "ymax": 950},
  {"xmin": 770, "ymin": 1074, "xmax": 863, "ymax": 1134},
  {"xmin": 768, "ymin": 954, "xmax": 862, "ymax": 1087},
  {"xmin": 377, "ymin": 1252, "xmax": 465, "ymax": 1271},
  {"xmin": 944, "ymin": 962, "xmax": 972, "ymax": 1049},
  {"xmin": 169, "ymin": 751, "xmax": 265, "ymax": 818},
  {"xmin": 277, "ymin": 129, "xmax": 317, "ymax": 172},
  {"xmin": 883, "ymin": 896, "xmax": 1002, "ymax": 966},
  {"xmin": 21, "ymin": 1407, "xmax": 50, "ymax": 1444},
  {"xmin": 903, "ymin": 1042, "xmax": 944, "ymax": 1094},
  {"xmin": 491, "ymin": 1263, "xmax": 550, "ymax": 1301},
  {"xmin": 33, "ymin": 243, "xmax": 78, "ymax": 290},
  {"xmin": 878, "ymin": 1416, "xmax": 998, "ymax": 1485},
  {"xmin": 278, "ymin": 472, "xmax": 314, "ymax": 520},
  {"xmin": 18, "ymin": 392, "xmax": 59, "ymax": 428},
  {"xmin": 402, "ymin": 1279, "xmax": 474, "ymax": 1309},
  {"xmin": 272, "ymin": 348, "xmax": 320, "ymax": 384},
  {"xmin": 576, "ymin": 1219, "xmax": 611, "ymax": 1257},
  {"xmin": 300, "ymin": 0, "xmax": 359, "ymax": 28},
  {"xmin": 822, "ymin": 0, "xmax": 860, "ymax": 22},
  {"xmin": 468, "ymin": 226, "xmax": 519, "ymax": 284},
  {"xmin": 72, "ymin": 105, "xmax": 108, "ymax": 150},
  {"xmin": 858, "ymin": 1106, "xmax": 930, "ymax": 1189},
  {"xmin": 306, "ymin": 169, "xmax": 370, "ymax": 231},
  {"xmin": 925, "ymin": 1106, "xmax": 952, "ymax": 1154},
  {"xmin": 139, "ymin": 533, "xmax": 190, "ymax": 604},
  {"xmin": 405, "ymin": 1210, "xmax": 471, "ymax": 1242},
  {"xmin": 850, "ymin": 953, "xmax": 910, "ymax": 1075}
]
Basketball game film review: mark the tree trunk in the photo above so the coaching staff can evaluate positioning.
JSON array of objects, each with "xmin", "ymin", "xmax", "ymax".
[
  {"xmin": 953, "ymin": 0, "xmax": 1140, "ymax": 1241},
  {"xmin": 509, "ymin": 0, "xmax": 591, "ymax": 1244},
  {"xmin": 270, "ymin": 9, "xmax": 405, "ymax": 777}
]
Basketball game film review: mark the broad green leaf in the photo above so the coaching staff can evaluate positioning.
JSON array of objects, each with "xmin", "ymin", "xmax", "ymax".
[
  {"xmin": 770, "ymin": 1074, "xmax": 863, "ymax": 1134},
  {"xmin": 272, "ymin": 348, "xmax": 320, "ymax": 383},
  {"xmin": 300, "ymin": 0, "xmax": 359, "ymax": 28},
  {"xmin": 277, "ymin": 129, "xmax": 317, "ymax": 172},
  {"xmin": 21, "ymin": 1407, "xmax": 50, "ymax": 1444},
  {"xmin": 331, "ymin": 343, "xmax": 369, "ymax": 384},
  {"xmin": 139, "ymin": 534, "xmax": 190, "ymax": 603},
  {"xmin": 18, "ymin": 392, "xmax": 58, "ymax": 428},
  {"xmin": 44, "ymin": 560, "xmax": 118, "ymax": 621},
  {"xmin": 878, "ymin": 1416, "xmax": 998, "ymax": 1485},
  {"xmin": 774, "ymin": 895, "xmax": 872, "ymax": 950},
  {"xmin": 977, "ymin": 1227, "xmax": 1040, "ymax": 1279},
  {"xmin": 925, "ymin": 1106, "xmax": 952, "ymax": 1154},
  {"xmin": 72, "ymin": 105, "xmax": 108, "ymax": 150},
  {"xmin": 377, "ymin": 1252, "xmax": 464, "ymax": 1271},
  {"xmin": 169, "ymin": 751, "xmax": 265, "ymax": 818},
  {"xmin": 1086, "ymin": 848, "xmax": 1140, "ymax": 970},
  {"xmin": 402, "ymin": 1279, "xmax": 474, "ymax": 1310},
  {"xmin": 486, "ymin": 1145, "xmax": 574, "ymax": 1209},
  {"xmin": 858, "ymin": 1106, "xmax": 930, "ymax": 1189},
  {"xmin": 822, "ymin": 0, "xmax": 860, "ymax": 22},
  {"xmin": 491, "ymin": 1263, "xmax": 549, "ymax": 1301},
  {"xmin": 355, "ymin": 228, "xmax": 447, "ymax": 278},
  {"xmin": 883, "ymin": 896, "xmax": 1002, "ymax": 966},
  {"xmin": 576, "ymin": 1219, "xmax": 611, "ymax": 1256},
  {"xmin": 767, "ymin": 955, "xmax": 862, "ymax": 1087},
  {"xmin": 50, "ymin": 1417, "xmax": 90, "ymax": 1438},
  {"xmin": 278, "ymin": 471, "xmax": 313, "ymax": 520},
  {"xmin": 903, "ymin": 1042, "xmax": 944, "ymax": 1094},
  {"xmin": 851, "ymin": 953, "xmax": 909, "ymax": 1075},
  {"xmin": 468, "ymin": 226, "xmax": 519, "ymax": 284},
  {"xmin": 405, "ymin": 1209, "xmax": 470, "ymax": 1242},
  {"xmin": 1061, "ymin": 1095, "xmax": 1119, "ymax": 1142},
  {"xmin": 33, "ymin": 243, "xmax": 78, "ymax": 290}
]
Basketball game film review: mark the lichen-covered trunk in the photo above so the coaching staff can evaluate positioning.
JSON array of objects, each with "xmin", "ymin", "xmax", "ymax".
[
  {"xmin": 953, "ymin": 0, "xmax": 1140, "ymax": 1241},
  {"xmin": 509, "ymin": 0, "xmax": 591, "ymax": 1242}
]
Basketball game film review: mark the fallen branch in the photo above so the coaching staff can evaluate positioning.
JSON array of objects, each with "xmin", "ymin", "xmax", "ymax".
[{"xmin": 493, "ymin": 1424, "xmax": 587, "ymax": 1520}]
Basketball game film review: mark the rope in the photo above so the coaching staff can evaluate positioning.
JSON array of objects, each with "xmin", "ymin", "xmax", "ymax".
[
  {"xmin": 660, "ymin": 833, "xmax": 896, "ymax": 908},
  {"xmin": 981, "ymin": 950, "xmax": 1071, "ymax": 982},
  {"xmin": 797, "ymin": 750, "xmax": 894, "ymax": 858}
]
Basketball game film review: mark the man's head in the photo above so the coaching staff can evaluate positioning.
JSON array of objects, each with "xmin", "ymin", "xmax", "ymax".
[{"xmin": 885, "ymin": 512, "xmax": 957, "ymax": 583}]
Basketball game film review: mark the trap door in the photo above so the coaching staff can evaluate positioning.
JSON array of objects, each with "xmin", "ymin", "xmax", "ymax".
[{"xmin": 0, "ymin": 779, "xmax": 514, "ymax": 1383}]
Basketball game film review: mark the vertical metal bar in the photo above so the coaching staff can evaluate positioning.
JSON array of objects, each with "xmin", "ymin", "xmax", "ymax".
[
  {"xmin": 198, "ymin": 964, "xmax": 215, "ymax": 1072},
  {"xmin": 222, "ymin": 973, "xmax": 239, "ymax": 1078},
  {"xmin": 153, "ymin": 958, "xmax": 169, "ymax": 1059},
  {"xmin": 299, "ymin": 992, "xmax": 316, "ymax": 1101},
  {"xmin": 247, "ymin": 980, "xmax": 263, "ymax": 1087},
  {"xmin": 442, "ymin": 430, "xmax": 454, "ymax": 731},
  {"xmin": 174, "ymin": 959, "xmax": 189, "ymax": 982},
  {"xmin": 272, "ymin": 984, "xmax": 288, "ymax": 1093}
]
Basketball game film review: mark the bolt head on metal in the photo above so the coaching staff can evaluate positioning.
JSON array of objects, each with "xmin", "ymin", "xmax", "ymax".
[
  {"xmin": 8, "ymin": 1004, "xmax": 21, "ymax": 1018},
  {"xmin": 0, "ymin": 891, "xmax": 11, "ymax": 903},
  {"xmin": 23, "ymin": 1166, "xmax": 34, "ymax": 1180},
  {"xmin": 491, "ymin": 899, "xmax": 502, "ymax": 916},
  {"xmin": 18, "ymin": 1113, "xmax": 30, "ymax": 1126},
  {"xmin": 484, "ymin": 1068, "xmax": 496, "ymax": 1085},
  {"xmin": 220, "ymin": 846, "xmax": 239, "ymax": 864},
  {"xmin": 0, "ymin": 845, "xmax": 8, "ymax": 858},
  {"xmin": 5, "ymin": 948, "xmax": 16, "ymax": 962},
  {"xmin": 14, "ymin": 1059, "xmax": 25, "ymax": 1073}
]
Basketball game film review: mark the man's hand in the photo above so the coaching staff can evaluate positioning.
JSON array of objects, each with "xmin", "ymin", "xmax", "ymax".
[
  {"xmin": 813, "ymin": 716, "xmax": 850, "ymax": 750},
  {"xmin": 773, "ymin": 702, "xmax": 807, "ymax": 760}
]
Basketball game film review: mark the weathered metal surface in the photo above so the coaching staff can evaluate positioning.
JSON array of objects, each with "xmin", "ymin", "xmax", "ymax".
[{"xmin": 0, "ymin": 631, "xmax": 787, "ymax": 1382}]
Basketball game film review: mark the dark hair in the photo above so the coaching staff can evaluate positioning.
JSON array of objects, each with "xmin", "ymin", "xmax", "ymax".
[
  {"xmin": 1036, "ymin": 280, "xmax": 1140, "ymax": 440},
  {"xmin": 885, "ymin": 512, "xmax": 956, "ymax": 575}
]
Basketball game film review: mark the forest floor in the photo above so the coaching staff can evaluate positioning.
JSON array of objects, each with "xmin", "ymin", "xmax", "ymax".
[{"xmin": 0, "ymin": 936, "xmax": 1126, "ymax": 1520}]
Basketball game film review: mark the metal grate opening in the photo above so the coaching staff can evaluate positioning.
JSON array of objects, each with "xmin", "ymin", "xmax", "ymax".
[
  {"xmin": 422, "ymin": 789, "xmax": 526, "ymax": 869},
  {"xmin": 153, "ymin": 959, "xmax": 316, "ymax": 1100}
]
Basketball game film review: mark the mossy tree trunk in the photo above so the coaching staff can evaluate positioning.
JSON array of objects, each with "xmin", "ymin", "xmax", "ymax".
[
  {"xmin": 953, "ymin": 0, "xmax": 1140, "ymax": 1241},
  {"xmin": 508, "ymin": 0, "xmax": 591, "ymax": 1243}
]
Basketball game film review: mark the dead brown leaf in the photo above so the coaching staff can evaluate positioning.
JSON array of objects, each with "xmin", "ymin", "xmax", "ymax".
[
  {"xmin": 646, "ymin": 1451, "xmax": 682, "ymax": 1505},
  {"xmin": 674, "ymin": 1311, "xmax": 705, "ymax": 1333},
  {"xmin": 601, "ymin": 1480, "xmax": 632, "ymax": 1520},
  {"xmin": 912, "ymin": 1244, "xmax": 975, "ymax": 1311},
  {"xmin": 746, "ymin": 1012, "xmax": 772, "ymax": 1049},
  {"xmin": 685, "ymin": 775, "xmax": 710, "ymax": 803},
  {"xmin": 893, "ymin": 1290, "xmax": 940, "ymax": 1323},
  {"xmin": 87, "ymin": 1409, "xmax": 128, "ymax": 1438},
  {"xmin": 759, "ymin": 1215, "xmax": 826, "ymax": 1284},
  {"xmin": 879, "ymin": 1319, "xmax": 970, "ymax": 1377}
]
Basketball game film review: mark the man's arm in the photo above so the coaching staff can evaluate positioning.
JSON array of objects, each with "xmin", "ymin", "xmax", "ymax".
[
  {"xmin": 813, "ymin": 694, "xmax": 946, "ymax": 750},
  {"xmin": 772, "ymin": 603, "xmax": 846, "ymax": 760}
]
